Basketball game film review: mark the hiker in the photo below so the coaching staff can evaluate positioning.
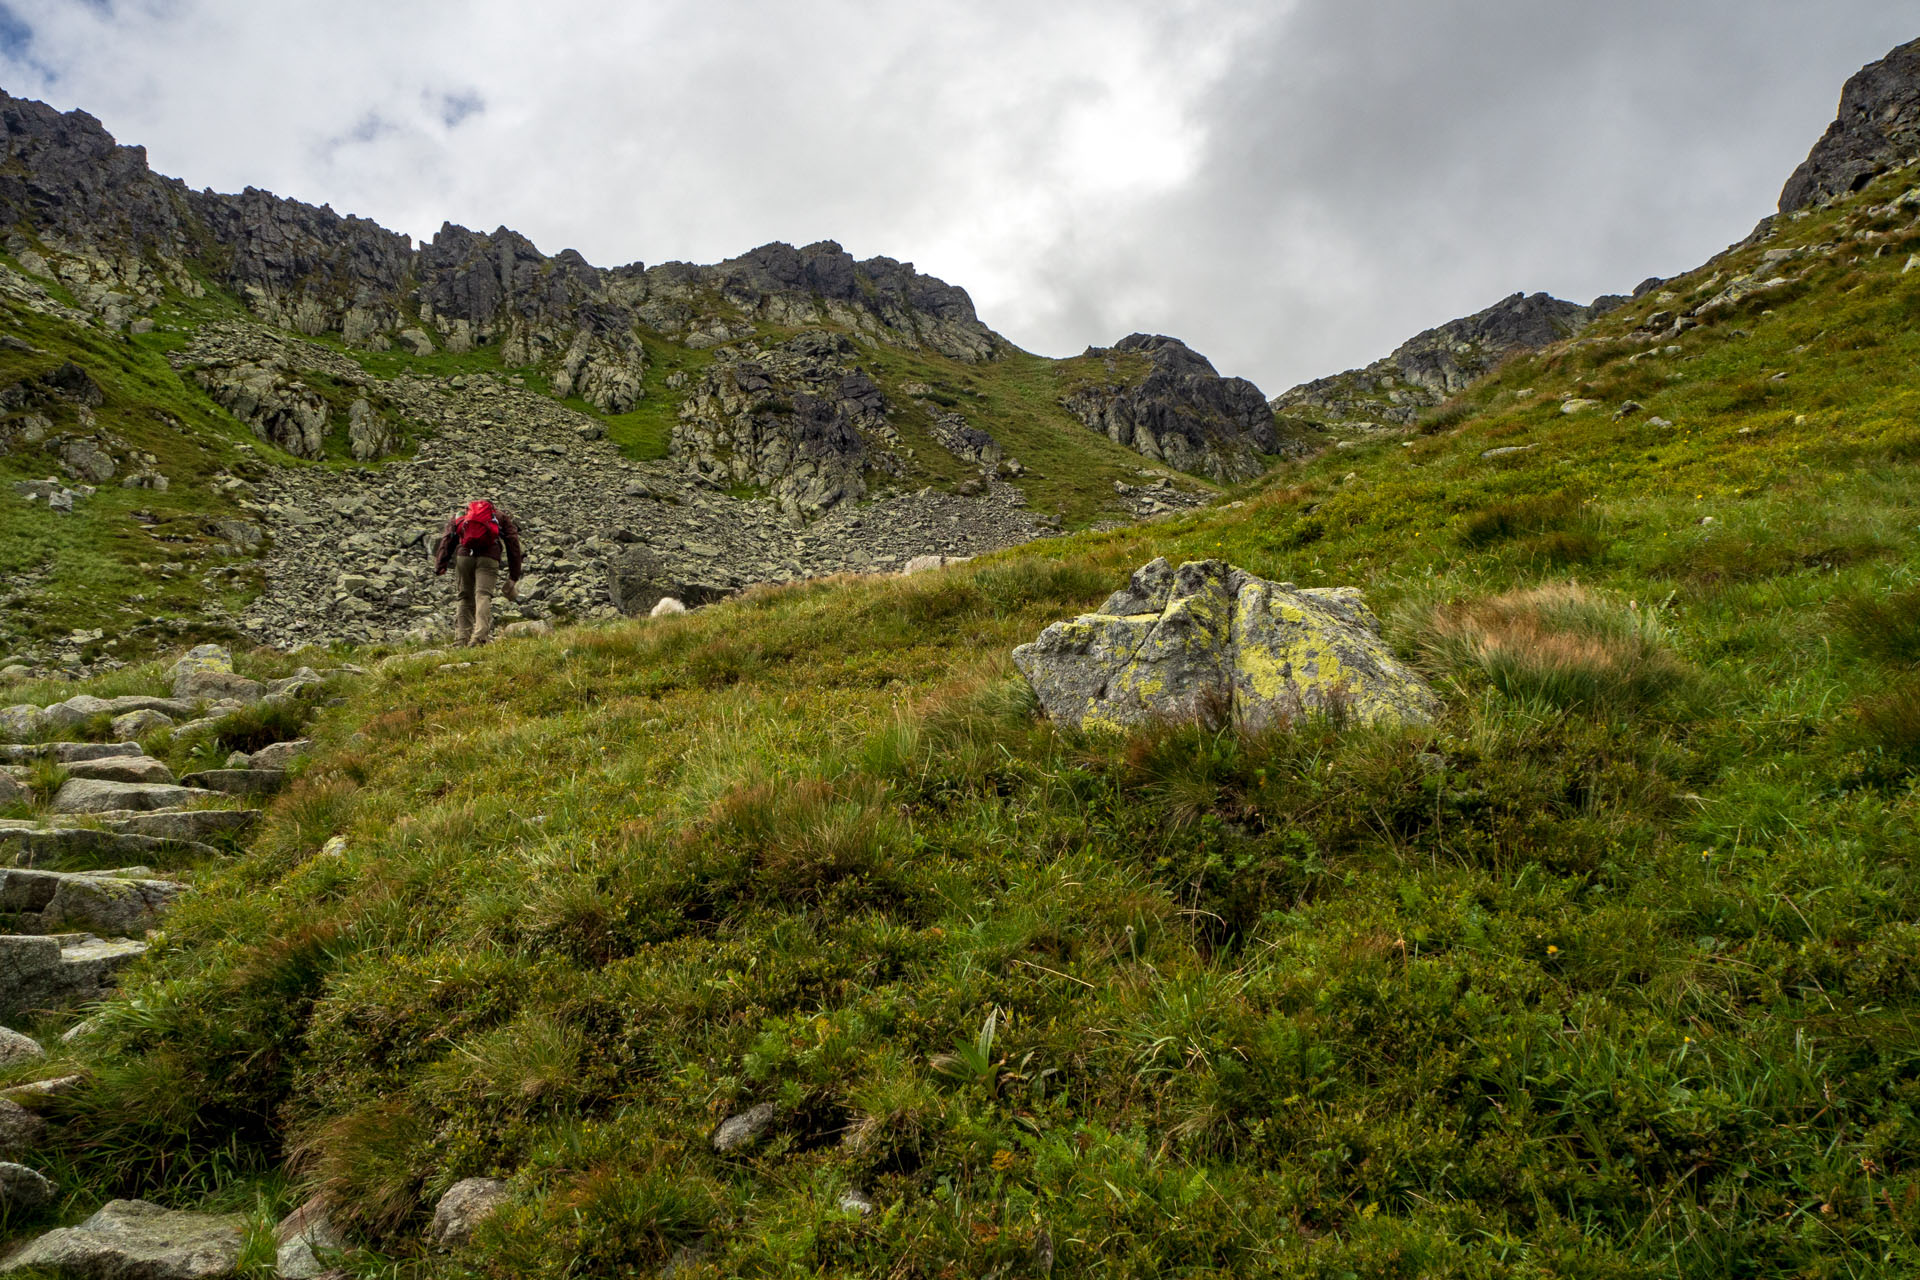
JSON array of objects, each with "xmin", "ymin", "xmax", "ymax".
[{"xmin": 432, "ymin": 499, "xmax": 525, "ymax": 646}]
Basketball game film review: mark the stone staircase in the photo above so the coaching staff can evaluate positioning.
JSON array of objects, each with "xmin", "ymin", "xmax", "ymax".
[{"xmin": 0, "ymin": 644, "xmax": 341, "ymax": 1259}]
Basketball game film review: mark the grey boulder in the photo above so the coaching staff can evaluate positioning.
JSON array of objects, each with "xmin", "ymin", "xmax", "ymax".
[
  {"xmin": 0, "ymin": 773, "xmax": 28, "ymax": 809},
  {"xmin": 169, "ymin": 645, "xmax": 262, "ymax": 705},
  {"xmin": 0, "ymin": 1161, "xmax": 54, "ymax": 1211},
  {"xmin": 1, "ymin": 1199, "xmax": 247, "ymax": 1278},
  {"xmin": 712, "ymin": 1101, "xmax": 778, "ymax": 1153},
  {"xmin": 0, "ymin": 935, "xmax": 147, "ymax": 1019},
  {"xmin": 0, "ymin": 1027, "xmax": 43, "ymax": 1067},
  {"xmin": 0, "ymin": 868, "xmax": 184, "ymax": 935},
  {"xmin": 0, "ymin": 828, "xmax": 222, "ymax": 869},
  {"xmin": 0, "ymin": 1098, "xmax": 46, "ymax": 1159},
  {"xmin": 110, "ymin": 709, "xmax": 174, "ymax": 739},
  {"xmin": 275, "ymin": 1196, "xmax": 346, "ymax": 1279},
  {"xmin": 1, "ymin": 743, "xmax": 143, "ymax": 764},
  {"xmin": 429, "ymin": 1177, "xmax": 511, "ymax": 1248},
  {"xmin": 178, "ymin": 770, "xmax": 287, "ymax": 798},
  {"xmin": 246, "ymin": 738, "xmax": 311, "ymax": 771},
  {"xmin": 1012, "ymin": 558, "xmax": 1439, "ymax": 733},
  {"xmin": 174, "ymin": 670, "xmax": 263, "ymax": 705}
]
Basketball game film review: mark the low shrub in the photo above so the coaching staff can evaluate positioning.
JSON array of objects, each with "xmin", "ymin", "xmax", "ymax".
[
  {"xmin": 1853, "ymin": 675, "xmax": 1920, "ymax": 773},
  {"xmin": 1420, "ymin": 584, "xmax": 1691, "ymax": 711},
  {"xmin": 170, "ymin": 696, "xmax": 313, "ymax": 756},
  {"xmin": 1416, "ymin": 398, "xmax": 1476, "ymax": 434},
  {"xmin": 1528, "ymin": 528, "xmax": 1608, "ymax": 566},
  {"xmin": 1456, "ymin": 492, "xmax": 1583, "ymax": 548},
  {"xmin": 1835, "ymin": 583, "xmax": 1920, "ymax": 666}
]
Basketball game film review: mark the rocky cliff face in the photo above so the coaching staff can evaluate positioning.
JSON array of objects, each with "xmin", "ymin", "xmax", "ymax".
[
  {"xmin": 0, "ymin": 92, "xmax": 1003, "ymax": 445},
  {"xmin": 1271, "ymin": 291, "xmax": 1619, "ymax": 430},
  {"xmin": 673, "ymin": 330, "xmax": 902, "ymax": 517},
  {"xmin": 1780, "ymin": 37, "xmax": 1920, "ymax": 213},
  {"xmin": 1063, "ymin": 334, "xmax": 1286, "ymax": 483}
]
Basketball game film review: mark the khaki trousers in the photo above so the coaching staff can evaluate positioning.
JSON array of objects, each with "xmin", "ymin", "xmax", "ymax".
[{"xmin": 454, "ymin": 554, "xmax": 499, "ymax": 646}]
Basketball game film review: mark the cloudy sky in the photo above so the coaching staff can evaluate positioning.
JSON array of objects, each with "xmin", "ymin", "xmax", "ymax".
[{"xmin": 2, "ymin": 1, "xmax": 1917, "ymax": 394}]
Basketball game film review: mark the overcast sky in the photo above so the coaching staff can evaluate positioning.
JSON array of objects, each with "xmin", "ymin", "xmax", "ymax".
[{"xmin": 2, "ymin": 1, "xmax": 1917, "ymax": 394}]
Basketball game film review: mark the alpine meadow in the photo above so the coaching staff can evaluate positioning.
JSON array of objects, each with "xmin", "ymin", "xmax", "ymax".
[{"xmin": 0, "ymin": 20, "xmax": 1918, "ymax": 1280}]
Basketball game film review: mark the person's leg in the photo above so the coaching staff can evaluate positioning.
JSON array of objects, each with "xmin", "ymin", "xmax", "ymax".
[
  {"xmin": 454, "ymin": 555, "xmax": 476, "ymax": 644},
  {"xmin": 472, "ymin": 556, "xmax": 499, "ymax": 645}
]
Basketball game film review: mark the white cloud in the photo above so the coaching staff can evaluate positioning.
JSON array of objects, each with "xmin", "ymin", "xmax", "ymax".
[{"xmin": 2, "ymin": 0, "xmax": 1917, "ymax": 393}]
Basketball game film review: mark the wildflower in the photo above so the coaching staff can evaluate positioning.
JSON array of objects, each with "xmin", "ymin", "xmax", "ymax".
[{"xmin": 1546, "ymin": 945, "xmax": 1559, "ymax": 955}]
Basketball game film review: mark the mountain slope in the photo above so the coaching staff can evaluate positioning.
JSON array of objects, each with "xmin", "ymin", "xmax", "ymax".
[
  {"xmin": 0, "ymin": 92, "xmax": 1292, "ymax": 663},
  {"xmin": 7, "ymin": 56, "xmax": 1920, "ymax": 1278}
]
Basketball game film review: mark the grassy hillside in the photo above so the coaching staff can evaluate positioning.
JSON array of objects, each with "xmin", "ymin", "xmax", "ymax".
[
  {"xmin": 8, "ymin": 173, "xmax": 1920, "ymax": 1277},
  {"xmin": 0, "ymin": 289, "xmax": 264, "ymax": 660}
]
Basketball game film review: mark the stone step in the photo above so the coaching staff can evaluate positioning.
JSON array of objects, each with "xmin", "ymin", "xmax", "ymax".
[
  {"xmin": 0, "ymin": 827, "xmax": 223, "ymax": 868},
  {"xmin": 0, "ymin": 742, "xmax": 143, "ymax": 765},
  {"xmin": 61, "ymin": 756, "xmax": 175, "ymax": 785},
  {"xmin": 50, "ymin": 779, "xmax": 222, "ymax": 814},
  {"xmin": 0, "ymin": 934, "xmax": 148, "ymax": 1018},
  {"xmin": 6, "ymin": 808, "xmax": 260, "ymax": 842},
  {"xmin": 178, "ymin": 769, "xmax": 286, "ymax": 798},
  {"xmin": 10, "ymin": 694, "xmax": 201, "ymax": 736},
  {"xmin": 0, "ymin": 867, "xmax": 183, "ymax": 936}
]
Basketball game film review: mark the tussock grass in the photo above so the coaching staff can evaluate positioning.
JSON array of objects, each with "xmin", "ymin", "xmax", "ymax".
[
  {"xmin": 1835, "ymin": 582, "xmax": 1920, "ymax": 666},
  {"xmin": 1455, "ymin": 490, "xmax": 1584, "ymax": 547},
  {"xmin": 1852, "ymin": 675, "xmax": 1920, "ymax": 773},
  {"xmin": 1420, "ymin": 583, "xmax": 1692, "ymax": 711}
]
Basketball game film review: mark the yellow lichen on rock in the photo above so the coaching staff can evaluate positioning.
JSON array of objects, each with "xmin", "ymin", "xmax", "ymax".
[
  {"xmin": 1013, "ymin": 558, "xmax": 1438, "ymax": 733},
  {"xmin": 1230, "ymin": 578, "xmax": 1437, "ymax": 731}
]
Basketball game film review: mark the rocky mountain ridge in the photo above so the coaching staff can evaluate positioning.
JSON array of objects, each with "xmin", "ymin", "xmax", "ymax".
[
  {"xmin": 1272, "ymin": 34, "xmax": 1920, "ymax": 438},
  {"xmin": 1268, "ymin": 289, "xmax": 1629, "ymax": 432},
  {"xmin": 1063, "ymin": 333, "xmax": 1298, "ymax": 482},
  {"xmin": 1780, "ymin": 35, "xmax": 1920, "ymax": 212},
  {"xmin": 0, "ymin": 92, "xmax": 1000, "ymax": 409}
]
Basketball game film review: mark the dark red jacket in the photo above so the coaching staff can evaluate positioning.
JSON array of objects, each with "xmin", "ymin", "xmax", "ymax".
[{"xmin": 434, "ymin": 506, "xmax": 524, "ymax": 579}]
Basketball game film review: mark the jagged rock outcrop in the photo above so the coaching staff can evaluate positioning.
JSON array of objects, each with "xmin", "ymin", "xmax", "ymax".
[
  {"xmin": 635, "ymin": 241, "xmax": 999, "ymax": 361},
  {"xmin": 1781, "ymin": 37, "xmax": 1920, "ymax": 213},
  {"xmin": 0, "ymin": 91, "xmax": 997, "ymax": 421},
  {"xmin": 1014, "ymin": 558, "xmax": 1438, "ymax": 732},
  {"xmin": 1063, "ymin": 335, "xmax": 1282, "ymax": 483},
  {"xmin": 672, "ymin": 330, "xmax": 903, "ymax": 517},
  {"xmin": 173, "ymin": 322, "xmax": 402, "ymax": 461},
  {"xmin": 1272, "ymin": 292, "xmax": 1614, "ymax": 430}
]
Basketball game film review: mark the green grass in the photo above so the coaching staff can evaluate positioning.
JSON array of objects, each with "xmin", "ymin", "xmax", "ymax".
[
  {"xmin": 857, "ymin": 344, "xmax": 1215, "ymax": 526},
  {"xmin": 13, "ymin": 171, "xmax": 1920, "ymax": 1277},
  {"xmin": 0, "ymin": 296, "xmax": 267, "ymax": 653}
]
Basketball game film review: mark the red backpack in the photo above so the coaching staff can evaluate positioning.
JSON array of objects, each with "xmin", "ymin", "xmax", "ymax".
[{"xmin": 456, "ymin": 500, "xmax": 500, "ymax": 552}]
